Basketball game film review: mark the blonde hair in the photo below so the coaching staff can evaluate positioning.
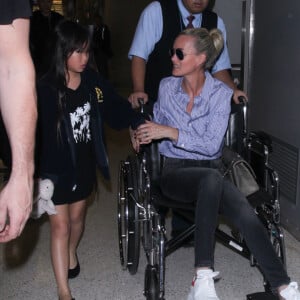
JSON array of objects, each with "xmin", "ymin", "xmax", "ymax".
[{"xmin": 180, "ymin": 28, "xmax": 224, "ymax": 69}]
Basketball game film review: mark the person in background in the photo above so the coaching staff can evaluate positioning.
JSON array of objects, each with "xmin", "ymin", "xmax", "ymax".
[
  {"xmin": 30, "ymin": 0, "xmax": 64, "ymax": 78},
  {"xmin": 92, "ymin": 14, "xmax": 113, "ymax": 79},
  {"xmin": 128, "ymin": 0, "xmax": 247, "ymax": 108},
  {"xmin": 36, "ymin": 20, "xmax": 144, "ymax": 300},
  {"xmin": 133, "ymin": 27, "xmax": 300, "ymax": 300},
  {"xmin": 0, "ymin": 0, "xmax": 37, "ymax": 243}
]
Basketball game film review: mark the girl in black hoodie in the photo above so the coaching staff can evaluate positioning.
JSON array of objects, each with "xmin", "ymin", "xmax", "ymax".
[{"xmin": 36, "ymin": 20, "xmax": 143, "ymax": 300}]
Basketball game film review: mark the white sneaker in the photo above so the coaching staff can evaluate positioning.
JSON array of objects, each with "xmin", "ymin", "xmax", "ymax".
[
  {"xmin": 280, "ymin": 282, "xmax": 300, "ymax": 300},
  {"xmin": 187, "ymin": 269, "xmax": 220, "ymax": 300}
]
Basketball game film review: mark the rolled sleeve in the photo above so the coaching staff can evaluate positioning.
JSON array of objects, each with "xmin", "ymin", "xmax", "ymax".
[
  {"xmin": 128, "ymin": 1, "xmax": 163, "ymax": 61},
  {"xmin": 212, "ymin": 17, "xmax": 232, "ymax": 73},
  {"xmin": 176, "ymin": 130, "xmax": 188, "ymax": 149}
]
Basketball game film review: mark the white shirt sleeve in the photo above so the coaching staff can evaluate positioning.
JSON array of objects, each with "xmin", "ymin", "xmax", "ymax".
[
  {"xmin": 212, "ymin": 16, "xmax": 232, "ymax": 73},
  {"xmin": 128, "ymin": 1, "xmax": 163, "ymax": 61}
]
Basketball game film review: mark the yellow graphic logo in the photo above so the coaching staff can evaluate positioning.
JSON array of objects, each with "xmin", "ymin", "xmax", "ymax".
[{"xmin": 95, "ymin": 87, "xmax": 103, "ymax": 103}]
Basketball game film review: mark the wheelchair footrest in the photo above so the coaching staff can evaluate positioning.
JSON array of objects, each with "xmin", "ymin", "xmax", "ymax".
[{"xmin": 246, "ymin": 292, "xmax": 278, "ymax": 300}]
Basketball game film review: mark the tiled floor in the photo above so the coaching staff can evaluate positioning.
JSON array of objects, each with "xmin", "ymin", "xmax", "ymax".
[{"xmin": 1, "ymin": 128, "xmax": 300, "ymax": 300}]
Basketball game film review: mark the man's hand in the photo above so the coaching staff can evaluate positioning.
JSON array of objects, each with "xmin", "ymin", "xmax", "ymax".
[
  {"xmin": 0, "ymin": 174, "xmax": 33, "ymax": 242},
  {"xmin": 232, "ymin": 89, "xmax": 248, "ymax": 104},
  {"xmin": 128, "ymin": 92, "xmax": 149, "ymax": 109}
]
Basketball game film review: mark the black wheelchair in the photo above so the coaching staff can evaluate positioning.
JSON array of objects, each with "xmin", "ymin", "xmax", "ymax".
[{"xmin": 117, "ymin": 100, "xmax": 286, "ymax": 300}]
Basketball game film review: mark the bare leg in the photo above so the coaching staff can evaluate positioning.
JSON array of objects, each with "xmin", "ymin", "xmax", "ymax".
[
  {"xmin": 49, "ymin": 205, "xmax": 72, "ymax": 299},
  {"xmin": 68, "ymin": 199, "xmax": 87, "ymax": 268}
]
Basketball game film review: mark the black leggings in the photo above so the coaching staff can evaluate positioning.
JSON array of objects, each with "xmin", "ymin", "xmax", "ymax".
[{"xmin": 160, "ymin": 157, "xmax": 290, "ymax": 289}]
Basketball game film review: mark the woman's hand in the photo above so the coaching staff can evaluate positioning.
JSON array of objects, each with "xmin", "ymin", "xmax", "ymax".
[{"xmin": 136, "ymin": 120, "xmax": 178, "ymax": 144}]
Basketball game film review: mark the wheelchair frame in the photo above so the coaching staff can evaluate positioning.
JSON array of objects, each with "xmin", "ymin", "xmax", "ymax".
[{"xmin": 117, "ymin": 102, "xmax": 286, "ymax": 300}]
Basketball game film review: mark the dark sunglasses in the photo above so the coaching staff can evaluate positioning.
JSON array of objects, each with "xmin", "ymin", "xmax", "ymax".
[{"xmin": 169, "ymin": 48, "xmax": 185, "ymax": 60}]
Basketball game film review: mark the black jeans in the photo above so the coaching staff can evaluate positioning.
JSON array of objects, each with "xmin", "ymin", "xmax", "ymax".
[{"xmin": 160, "ymin": 157, "xmax": 290, "ymax": 289}]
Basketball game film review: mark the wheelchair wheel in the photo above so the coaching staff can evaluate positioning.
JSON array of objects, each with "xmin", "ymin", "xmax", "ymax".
[
  {"xmin": 117, "ymin": 157, "xmax": 141, "ymax": 275},
  {"xmin": 144, "ymin": 264, "xmax": 159, "ymax": 300},
  {"xmin": 118, "ymin": 161, "xmax": 129, "ymax": 270},
  {"xmin": 127, "ymin": 156, "xmax": 141, "ymax": 275}
]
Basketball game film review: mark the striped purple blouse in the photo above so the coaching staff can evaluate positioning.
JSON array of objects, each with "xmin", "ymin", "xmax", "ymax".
[{"xmin": 154, "ymin": 72, "xmax": 233, "ymax": 160}]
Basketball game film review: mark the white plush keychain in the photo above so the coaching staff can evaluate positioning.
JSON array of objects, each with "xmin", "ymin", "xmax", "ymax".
[{"xmin": 31, "ymin": 178, "xmax": 57, "ymax": 219}]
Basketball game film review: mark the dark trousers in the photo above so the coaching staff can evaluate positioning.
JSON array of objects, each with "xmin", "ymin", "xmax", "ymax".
[{"xmin": 160, "ymin": 157, "xmax": 290, "ymax": 289}]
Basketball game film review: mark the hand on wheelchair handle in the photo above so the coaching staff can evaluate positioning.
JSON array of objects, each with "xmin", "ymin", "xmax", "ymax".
[
  {"xmin": 232, "ymin": 88, "xmax": 248, "ymax": 104},
  {"xmin": 128, "ymin": 92, "xmax": 149, "ymax": 109}
]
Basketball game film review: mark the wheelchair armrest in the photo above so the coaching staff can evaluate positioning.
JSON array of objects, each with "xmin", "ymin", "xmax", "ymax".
[
  {"xmin": 249, "ymin": 131, "xmax": 273, "ymax": 152},
  {"xmin": 225, "ymin": 100, "xmax": 248, "ymax": 154},
  {"xmin": 147, "ymin": 141, "xmax": 162, "ymax": 182},
  {"xmin": 248, "ymin": 136, "xmax": 270, "ymax": 159},
  {"xmin": 247, "ymin": 136, "xmax": 279, "ymax": 200},
  {"xmin": 265, "ymin": 164, "xmax": 279, "ymax": 201}
]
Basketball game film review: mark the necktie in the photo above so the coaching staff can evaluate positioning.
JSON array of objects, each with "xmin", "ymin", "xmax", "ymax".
[{"xmin": 186, "ymin": 15, "xmax": 195, "ymax": 28}]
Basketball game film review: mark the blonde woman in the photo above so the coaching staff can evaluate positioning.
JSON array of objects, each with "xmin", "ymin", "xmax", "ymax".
[{"xmin": 135, "ymin": 28, "xmax": 300, "ymax": 300}]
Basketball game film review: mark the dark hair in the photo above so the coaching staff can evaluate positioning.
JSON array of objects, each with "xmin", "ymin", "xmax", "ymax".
[
  {"xmin": 53, "ymin": 20, "xmax": 90, "ymax": 91},
  {"xmin": 51, "ymin": 20, "xmax": 90, "ymax": 137}
]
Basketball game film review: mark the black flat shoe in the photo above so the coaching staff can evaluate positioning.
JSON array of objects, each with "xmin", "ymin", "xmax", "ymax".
[{"xmin": 68, "ymin": 255, "xmax": 80, "ymax": 279}]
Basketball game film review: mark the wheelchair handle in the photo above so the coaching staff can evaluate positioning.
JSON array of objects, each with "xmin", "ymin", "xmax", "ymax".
[
  {"xmin": 138, "ymin": 98, "xmax": 145, "ymax": 113},
  {"xmin": 238, "ymin": 96, "xmax": 247, "ymax": 104},
  {"xmin": 237, "ymin": 96, "xmax": 248, "ymax": 140}
]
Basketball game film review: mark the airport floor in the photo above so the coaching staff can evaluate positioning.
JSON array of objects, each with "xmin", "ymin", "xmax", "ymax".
[{"xmin": 0, "ymin": 127, "xmax": 300, "ymax": 300}]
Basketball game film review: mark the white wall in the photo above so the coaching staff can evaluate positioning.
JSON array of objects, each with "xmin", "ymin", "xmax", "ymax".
[{"xmin": 213, "ymin": 0, "xmax": 244, "ymax": 64}]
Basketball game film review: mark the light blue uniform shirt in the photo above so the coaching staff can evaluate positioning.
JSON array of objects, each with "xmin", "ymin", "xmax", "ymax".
[
  {"xmin": 128, "ymin": 0, "xmax": 232, "ymax": 74},
  {"xmin": 154, "ymin": 72, "xmax": 233, "ymax": 160}
]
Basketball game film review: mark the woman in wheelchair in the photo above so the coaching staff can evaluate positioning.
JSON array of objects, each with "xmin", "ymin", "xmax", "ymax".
[{"xmin": 133, "ymin": 28, "xmax": 300, "ymax": 300}]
